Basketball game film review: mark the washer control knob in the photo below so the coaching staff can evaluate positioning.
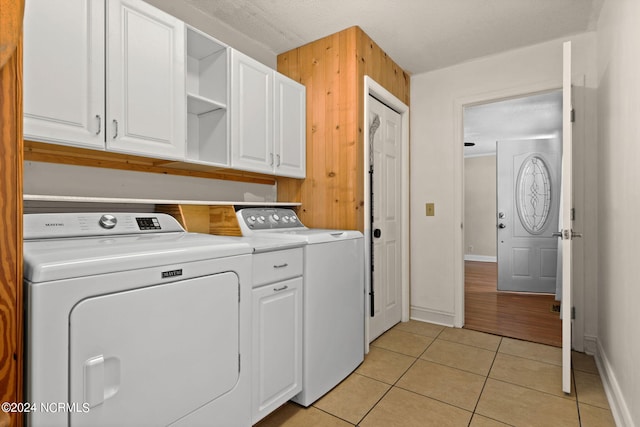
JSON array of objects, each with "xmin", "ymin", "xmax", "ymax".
[
  {"xmin": 99, "ymin": 214, "xmax": 117, "ymax": 229},
  {"xmin": 290, "ymin": 214, "xmax": 298, "ymax": 223},
  {"xmin": 257, "ymin": 216, "xmax": 266, "ymax": 224},
  {"xmin": 247, "ymin": 215, "xmax": 257, "ymax": 225},
  {"xmin": 282, "ymin": 215, "xmax": 290, "ymax": 223},
  {"xmin": 270, "ymin": 213, "xmax": 280, "ymax": 223}
]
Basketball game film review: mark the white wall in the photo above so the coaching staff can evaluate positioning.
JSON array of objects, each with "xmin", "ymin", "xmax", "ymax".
[
  {"xmin": 24, "ymin": 161, "xmax": 276, "ymax": 202},
  {"xmin": 464, "ymin": 155, "xmax": 496, "ymax": 259},
  {"xmin": 596, "ymin": 0, "xmax": 640, "ymax": 425},
  {"xmin": 409, "ymin": 33, "xmax": 599, "ymax": 343}
]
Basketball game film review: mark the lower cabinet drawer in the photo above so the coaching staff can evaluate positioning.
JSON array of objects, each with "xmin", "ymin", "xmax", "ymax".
[{"xmin": 252, "ymin": 248, "xmax": 303, "ymax": 287}]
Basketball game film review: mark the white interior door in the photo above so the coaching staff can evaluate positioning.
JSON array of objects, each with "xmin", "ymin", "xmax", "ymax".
[
  {"xmin": 368, "ymin": 96, "xmax": 402, "ymax": 341},
  {"xmin": 561, "ymin": 40, "xmax": 575, "ymax": 395},
  {"xmin": 496, "ymin": 138, "xmax": 561, "ymax": 293}
]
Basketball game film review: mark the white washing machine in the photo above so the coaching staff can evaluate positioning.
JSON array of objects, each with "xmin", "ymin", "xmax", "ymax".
[
  {"xmin": 23, "ymin": 212, "xmax": 253, "ymax": 427},
  {"xmin": 236, "ymin": 207, "xmax": 364, "ymax": 407}
]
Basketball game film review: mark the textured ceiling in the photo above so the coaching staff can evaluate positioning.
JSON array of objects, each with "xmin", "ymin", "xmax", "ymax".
[
  {"xmin": 184, "ymin": 0, "xmax": 602, "ymax": 74},
  {"xmin": 464, "ymin": 90, "xmax": 563, "ymax": 157}
]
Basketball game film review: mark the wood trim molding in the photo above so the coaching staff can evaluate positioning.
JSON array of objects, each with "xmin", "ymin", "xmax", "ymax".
[
  {"xmin": 24, "ymin": 140, "xmax": 277, "ymax": 186},
  {"xmin": 0, "ymin": 0, "xmax": 24, "ymax": 68},
  {"xmin": 0, "ymin": 10, "xmax": 24, "ymax": 425}
]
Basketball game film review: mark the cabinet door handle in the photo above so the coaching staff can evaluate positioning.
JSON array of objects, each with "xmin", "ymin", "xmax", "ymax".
[
  {"xmin": 276, "ymin": 154, "xmax": 281, "ymax": 167},
  {"xmin": 273, "ymin": 263, "xmax": 288, "ymax": 269},
  {"xmin": 112, "ymin": 120, "xmax": 118, "ymax": 139},
  {"xmin": 270, "ymin": 153, "xmax": 274, "ymax": 166},
  {"xmin": 96, "ymin": 115, "xmax": 102, "ymax": 135},
  {"xmin": 273, "ymin": 285, "xmax": 288, "ymax": 292}
]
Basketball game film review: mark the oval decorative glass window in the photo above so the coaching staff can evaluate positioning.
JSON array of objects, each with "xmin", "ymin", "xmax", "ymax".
[{"xmin": 516, "ymin": 155, "xmax": 552, "ymax": 235}]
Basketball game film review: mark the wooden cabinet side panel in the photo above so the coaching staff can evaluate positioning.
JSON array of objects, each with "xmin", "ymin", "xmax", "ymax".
[
  {"xmin": 0, "ymin": 38, "xmax": 24, "ymax": 427},
  {"xmin": 276, "ymin": 26, "xmax": 409, "ymax": 232},
  {"xmin": 275, "ymin": 50, "xmax": 303, "ymax": 206}
]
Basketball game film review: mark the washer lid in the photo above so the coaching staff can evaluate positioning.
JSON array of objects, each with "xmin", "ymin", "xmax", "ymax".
[
  {"xmin": 23, "ymin": 232, "xmax": 251, "ymax": 283},
  {"xmin": 248, "ymin": 228, "xmax": 363, "ymax": 244}
]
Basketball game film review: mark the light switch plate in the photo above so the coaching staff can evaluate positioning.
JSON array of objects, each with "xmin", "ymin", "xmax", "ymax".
[{"xmin": 426, "ymin": 203, "xmax": 435, "ymax": 216}]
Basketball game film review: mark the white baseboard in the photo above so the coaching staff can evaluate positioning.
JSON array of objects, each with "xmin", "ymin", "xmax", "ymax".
[
  {"xmin": 464, "ymin": 255, "xmax": 497, "ymax": 262},
  {"xmin": 596, "ymin": 340, "xmax": 634, "ymax": 427},
  {"xmin": 410, "ymin": 306, "xmax": 455, "ymax": 327},
  {"xmin": 583, "ymin": 334, "xmax": 597, "ymax": 355}
]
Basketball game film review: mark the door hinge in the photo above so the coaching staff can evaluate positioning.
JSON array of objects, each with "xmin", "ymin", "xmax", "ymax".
[
  {"xmin": 572, "ymin": 306, "xmax": 576, "ymax": 320},
  {"xmin": 571, "ymin": 108, "xmax": 575, "ymax": 123}
]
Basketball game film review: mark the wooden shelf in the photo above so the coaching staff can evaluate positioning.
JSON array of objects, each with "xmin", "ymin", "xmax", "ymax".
[
  {"xmin": 24, "ymin": 140, "xmax": 278, "ymax": 185},
  {"xmin": 23, "ymin": 194, "xmax": 300, "ymax": 207},
  {"xmin": 187, "ymin": 92, "xmax": 226, "ymax": 115}
]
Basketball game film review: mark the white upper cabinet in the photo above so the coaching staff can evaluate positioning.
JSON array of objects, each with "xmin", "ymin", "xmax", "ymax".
[
  {"xmin": 23, "ymin": 0, "xmax": 186, "ymax": 160},
  {"xmin": 23, "ymin": 0, "xmax": 105, "ymax": 149},
  {"xmin": 231, "ymin": 49, "xmax": 274, "ymax": 175},
  {"xmin": 231, "ymin": 50, "xmax": 306, "ymax": 178},
  {"xmin": 23, "ymin": 1, "xmax": 302, "ymax": 175},
  {"xmin": 274, "ymin": 74, "xmax": 306, "ymax": 178},
  {"xmin": 106, "ymin": 0, "xmax": 186, "ymax": 159}
]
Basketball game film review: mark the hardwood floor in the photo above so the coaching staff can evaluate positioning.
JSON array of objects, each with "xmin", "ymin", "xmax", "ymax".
[{"xmin": 463, "ymin": 261, "xmax": 562, "ymax": 347}]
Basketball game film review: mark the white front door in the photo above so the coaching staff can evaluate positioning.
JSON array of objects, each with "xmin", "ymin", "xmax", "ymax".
[
  {"xmin": 496, "ymin": 138, "xmax": 561, "ymax": 293},
  {"xmin": 368, "ymin": 95, "xmax": 402, "ymax": 341}
]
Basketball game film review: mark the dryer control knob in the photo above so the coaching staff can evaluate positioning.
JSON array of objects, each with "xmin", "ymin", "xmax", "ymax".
[
  {"xmin": 257, "ymin": 216, "xmax": 266, "ymax": 224},
  {"xmin": 99, "ymin": 214, "xmax": 117, "ymax": 229},
  {"xmin": 270, "ymin": 214, "xmax": 280, "ymax": 223},
  {"xmin": 247, "ymin": 215, "xmax": 257, "ymax": 225}
]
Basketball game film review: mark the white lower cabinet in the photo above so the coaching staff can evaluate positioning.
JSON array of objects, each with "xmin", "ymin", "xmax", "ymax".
[{"xmin": 251, "ymin": 250, "xmax": 303, "ymax": 424}]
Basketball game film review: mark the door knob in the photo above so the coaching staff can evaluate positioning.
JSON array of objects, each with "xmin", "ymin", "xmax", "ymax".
[
  {"xmin": 373, "ymin": 229, "xmax": 382, "ymax": 238},
  {"xmin": 498, "ymin": 223, "xmax": 506, "ymax": 229}
]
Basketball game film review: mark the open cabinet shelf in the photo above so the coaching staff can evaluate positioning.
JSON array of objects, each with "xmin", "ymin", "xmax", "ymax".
[{"xmin": 185, "ymin": 26, "xmax": 229, "ymax": 166}]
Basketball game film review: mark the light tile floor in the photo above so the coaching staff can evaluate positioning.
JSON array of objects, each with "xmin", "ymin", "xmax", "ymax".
[{"xmin": 256, "ymin": 321, "xmax": 616, "ymax": 427}]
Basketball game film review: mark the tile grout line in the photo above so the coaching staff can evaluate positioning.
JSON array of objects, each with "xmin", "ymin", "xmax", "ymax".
[
  {"xmin": 573, "ymin": 362, "xmax": 583, "ymax": 426},
  {"xmin": 467, "ymin": 336, "xmax": 503, "ymax": 427},
  {"xmin": 354, "ymin": 326, "xmax": 447, "ymax": 425}
]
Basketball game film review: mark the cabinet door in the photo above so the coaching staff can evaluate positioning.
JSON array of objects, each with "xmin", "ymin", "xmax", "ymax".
[
  {"xmin": 231, "ymin": 49, "xmax": 274, "ymax": 174},
  {"xmin": 23, "ymin": 0, "xmax": 105, "ymax": 149},
  {"xmin": 274, "ymin": 73, "xmax": 306, "ymax": 178},
  {"xmin": 106, "ymin": 0, "xmax": 185, "ymax": 159},
  {"xmin": 252, "ymin": 277, "xmax": 302, "ymax": 423}
]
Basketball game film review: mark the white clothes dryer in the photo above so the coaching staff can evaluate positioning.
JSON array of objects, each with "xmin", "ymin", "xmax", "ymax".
[{"xmin": 23, "ymin": 213, "xmax": 252, "ymax": 427}]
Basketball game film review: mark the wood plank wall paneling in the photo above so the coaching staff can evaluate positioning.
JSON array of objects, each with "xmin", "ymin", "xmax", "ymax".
[
  {"xmin": 0, "ymin": 28, "xmax": 24, "ymax": 427},
  {"xmin": 276, "ymin": 26, "xmax": 409, "ymax": 232}
]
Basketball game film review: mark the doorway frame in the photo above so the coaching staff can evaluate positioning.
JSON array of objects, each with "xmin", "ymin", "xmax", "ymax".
[
  {"xmin": 363, "ymin": 76, "xmax": 410, "ymax": 350},
  {"xmin": 454, "ymin": 79, "xmax": 583, "ymax": 351}
]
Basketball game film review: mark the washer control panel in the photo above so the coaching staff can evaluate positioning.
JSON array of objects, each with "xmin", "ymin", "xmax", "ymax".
[
  {"xmin": 236, "ymin": 208, "xmax": 304, "ymax": 232},
  {"xmin": 24, "ymin": 213, "xmax": 184, "ymax": 239}
]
